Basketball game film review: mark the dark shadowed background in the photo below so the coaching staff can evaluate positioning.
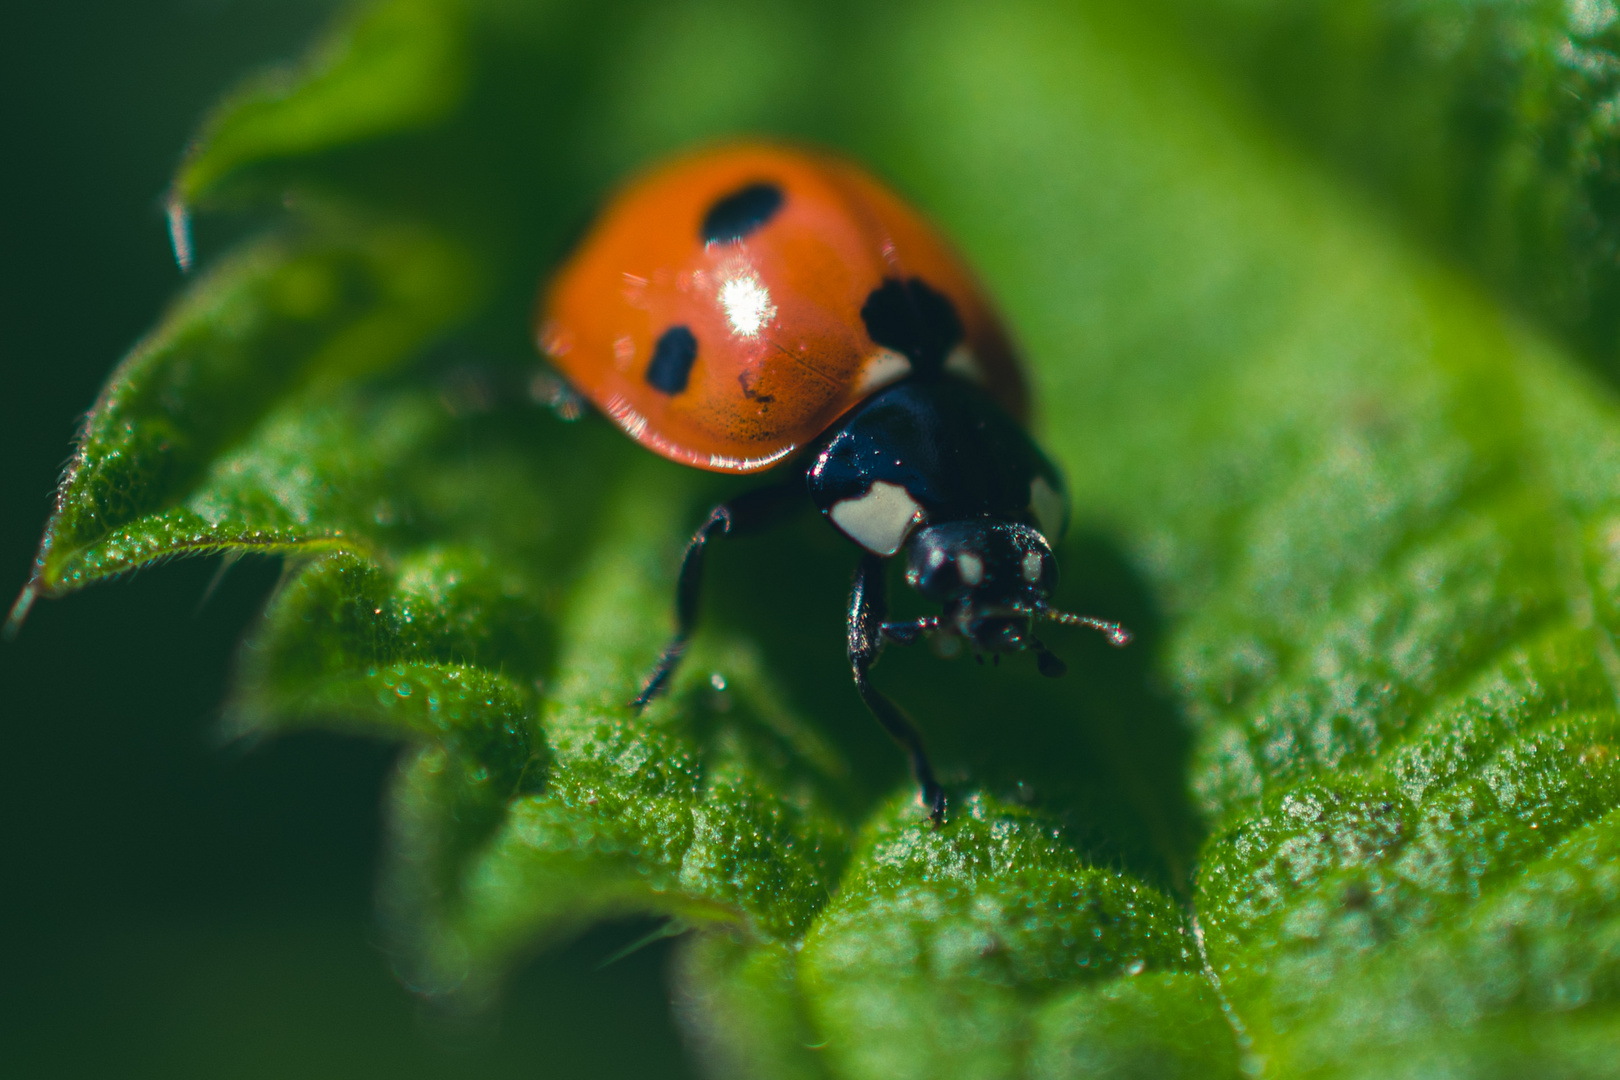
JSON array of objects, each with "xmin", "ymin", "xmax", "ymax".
[{"xmin": 0, "ymin": 4, "xmax": 692, "ymax": 1076}]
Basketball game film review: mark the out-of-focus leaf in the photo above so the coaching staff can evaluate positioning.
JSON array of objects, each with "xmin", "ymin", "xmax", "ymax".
[
  {"xmin": 176, "ymin": 0, "xmax": 469, "ymax": 203},
  {"xmin": 1158, "ymin": 0, "xmax": 1620, "ymax": 368},
  {"xmin": 23, "ymin": 0, "xmax": 1620, "ymax": 1076}
]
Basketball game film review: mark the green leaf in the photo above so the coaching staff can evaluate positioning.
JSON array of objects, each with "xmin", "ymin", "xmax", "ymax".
[
  {"xmin": 176, "ymin": 0, "xmax": 469, "ymax": 203},
  {"xmin": 23, "ymin": 0, "xmax": 1620, "ymax": 1075},
  {"xmin": 797, "ymin": 795, "xmax": 1207, "ymax": 1080},
  {"xmin": 400, "ymin": 457, "xmax": 855, "ymax": 995},
  {"xmin": 1160, "ymin": 0, "xmax": 1620, "ymax": 365},
  {"xmin": 13, "ymin": 217, "xmax": 480, "ymax": 614}
]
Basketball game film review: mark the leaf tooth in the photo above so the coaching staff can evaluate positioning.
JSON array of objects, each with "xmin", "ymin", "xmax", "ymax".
[
  {"xmin": 174, "ymin": 0, "xmax": 469, "ymax": 206},
  {"xmin": 24, "ymin": 220, "xmax": 479, "ymax": 599}
]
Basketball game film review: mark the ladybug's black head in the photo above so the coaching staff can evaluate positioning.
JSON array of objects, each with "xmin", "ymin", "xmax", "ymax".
[{"xmin": 903, "ymin": 520, "xmax": 1129, "ymax": 676}]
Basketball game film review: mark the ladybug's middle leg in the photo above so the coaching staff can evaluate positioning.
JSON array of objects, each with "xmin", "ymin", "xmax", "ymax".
[
  {"xmin": 631, "ymin": 481, "xmax": 803, "ymax": 709},
  {"xmin": 848, "ymin": 552, "xmax": 946, "ymax": 823}
]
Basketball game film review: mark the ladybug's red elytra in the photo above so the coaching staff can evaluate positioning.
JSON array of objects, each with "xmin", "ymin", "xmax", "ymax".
[{"xmin": 536, "ymin": 143, "xmax": 1128, "ymax": 821}]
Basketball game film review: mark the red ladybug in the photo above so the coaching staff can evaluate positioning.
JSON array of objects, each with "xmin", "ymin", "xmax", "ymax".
[{"xmin": 537, "ymin": 143, "xmax": 1127, "ymax": 820}]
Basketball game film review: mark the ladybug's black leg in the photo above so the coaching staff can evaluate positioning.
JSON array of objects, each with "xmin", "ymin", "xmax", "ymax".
[
  {"xmin": 631, "ymin": 482, "xmax": 803, "ymax": 710},
  {"xmin": 848, "ymin": 553, "xmax": 946, "ymax": 823}
]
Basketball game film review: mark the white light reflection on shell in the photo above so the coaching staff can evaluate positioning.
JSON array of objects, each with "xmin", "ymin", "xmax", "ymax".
[{"xmin": 719, "ymin": 271, "xmax": 776, "ymax": 337}]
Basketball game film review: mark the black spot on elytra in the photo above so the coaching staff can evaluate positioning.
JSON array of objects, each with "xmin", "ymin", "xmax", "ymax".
[
  {"xmin": 646, "ymin": 326, "xmax": 698, "ymax": 394},
  {"xmin": 701, "ymin": 182, "xmax": 784, "ymax": 244},
  {"xmin": 860, "ymin": 277, "xmax": 963, "ymax": 374}
]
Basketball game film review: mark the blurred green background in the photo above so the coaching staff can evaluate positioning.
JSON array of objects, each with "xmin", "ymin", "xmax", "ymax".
[{"xmin": 0, "ymin": 3, "xmax": 692, "ymax": 1076}]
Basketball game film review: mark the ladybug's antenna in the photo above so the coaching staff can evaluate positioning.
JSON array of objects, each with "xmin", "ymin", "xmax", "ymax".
[{"xmin": 1038, "ymin": 608, "xmax": 1133, "ymax": 647}]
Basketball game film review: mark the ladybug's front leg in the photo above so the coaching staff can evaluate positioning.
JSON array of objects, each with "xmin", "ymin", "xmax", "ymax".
[
  {"xmin": 848, "ymin": 553, "xmax": 946, "ymax": 823},
  {"xmin": 631, "ymin": 482, "xmax": 803, "ymax": 709}
]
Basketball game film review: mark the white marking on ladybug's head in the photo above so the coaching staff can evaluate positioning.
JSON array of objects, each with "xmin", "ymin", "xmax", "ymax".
[
  {"xmin": 944, "ymin": 344, "xmax": 985, "ymax": 383},
  {"xmin": 1029, "ymin": 477, "xmax": 1066, "ymax": 541},
  {"xmin": 1021, "ymin": 551, "xmax": 1043, "ymax": 583},
  {"xmin": 719, "ymin": 272, "xmax": 775, "ymax": 337},
  {"xmin": 856, "ymin": 348, "xmax": 911, "ymax": 397},
  {"xmin": 829, "ymin": 481, "xmax": 926, "ymax": 556},
  {"xmin": 957, "ymin": 552, "xmax": 985, "ymax": 586}
]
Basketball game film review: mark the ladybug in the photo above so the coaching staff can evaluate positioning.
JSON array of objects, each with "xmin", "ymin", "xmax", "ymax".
[{"xmin": 536, "ymin": 143, "xmax": 1128, "ymax": 821}]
